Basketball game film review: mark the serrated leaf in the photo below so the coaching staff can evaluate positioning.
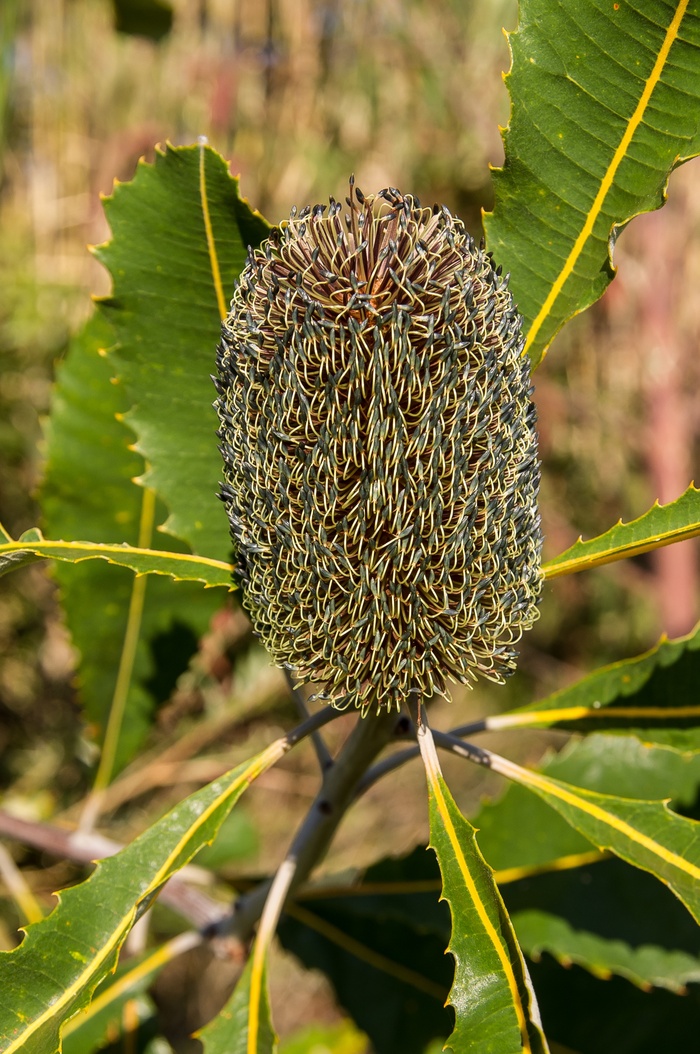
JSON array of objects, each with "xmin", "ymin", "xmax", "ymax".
[
  {"xmin": 197, "ymin": 955, "xmax": 276, "ymax": 1054},
  {"xmin": 543, "ymin": 486, "xmax": 700, "ymax": 578},
  {"xmin": 489, "ymin": 751, "xmax": 700, "ymax": 925},
  {"xmin": 0, "ymin": 742, "xmax": 284, "ymax": 1054},
  {"xmin": 512, "ymin": 908, "xmax": 700, "ymax": 993},
  {"xmin": 488, "ymin": 622, "xmax": 700, "ymax": 751},
  {"xmin": 96, "ymin": 141, "xmax": 269, "ymax": 559},
  {"xmin": 474, "ymin": 733, "xmax": 700, "ymax": 876},
  {"xmin": 0, "ymin": 532, "xmax": 233, "ymax": 586},
  {"xmin": 484, "ymin": 0, "xmax": 700, "ymax": 365},
  {"xmin": 421, "ymin": 731, "xmax": 549, "ymax": 1054},
  {"xmin": 528, "ymin": 954, "xmax": 700, "ymax": 1054},
  {"xmin": 63, "ymin": 933, "xmax": 197, "ymax": 1054}
]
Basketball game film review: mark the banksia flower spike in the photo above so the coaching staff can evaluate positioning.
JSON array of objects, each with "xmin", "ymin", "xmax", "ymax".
[{"xmin": 215, "ymin": 180, "xmax": 542, "ymax": 714}]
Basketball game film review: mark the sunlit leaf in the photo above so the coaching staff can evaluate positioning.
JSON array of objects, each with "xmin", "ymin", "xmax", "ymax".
[
  {"xmin": 96, "ymin": 141, "xmax": 269, "ymax": 559},
  {"xmin": 0, "ymin": 743, "xmax": 284, "ymax": 1054},
  {"xmin": 421, "ymin": 730, "xmax": 549, "ymax": 1054},
  {"xmin": 543, "ymin": 486, "xmax": 700, "ymax": 578},
  {"xmin": 0, "ymin": 531, "xmax": 233, "ymax": 587},
  {"xmin": 485, "ymin": 0, "xmax": 700, "ymax": 365},
  {"xmin": 488, "ymin": 623, "xmax": 700, "ymax": 752},
  {"xmin": 488, "ymin": 751, "xmax": 700, "ymax": 925}
]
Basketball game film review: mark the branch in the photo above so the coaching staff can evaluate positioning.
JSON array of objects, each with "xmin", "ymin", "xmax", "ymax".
[
  {"xmin": 284, "ymin": 669, "xmax": 334, "ymax": 772},
  {"xmin": 0, "ymin": 706, "xmax": 345, "ymax": 933},
  {"xmin": 0, "ymin": 809, "xmax": 224, "ymax": 929},
  {"xmin": 356, "ymin": 715, "xmax": 491, "ymax": 795},
  {"xmin": 215, "ymin": 710, "xmax": 411, "ymax": 942}
]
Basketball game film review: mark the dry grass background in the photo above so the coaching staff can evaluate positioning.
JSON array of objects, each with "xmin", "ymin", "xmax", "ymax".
[{"xmin": 0, "ymin": 0, "xmax": 699, "ymax": 1048}]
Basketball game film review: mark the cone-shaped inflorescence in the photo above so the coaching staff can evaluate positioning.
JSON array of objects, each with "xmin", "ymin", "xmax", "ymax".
[{"xmin": 215, "ymin": 181, "xmax": 542, "ymax": 713}]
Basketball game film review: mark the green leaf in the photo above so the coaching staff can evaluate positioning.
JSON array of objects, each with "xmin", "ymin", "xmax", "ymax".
[
  {"xmin": 0, "ymin": 743, "xmax": 284, "ymax": 1054},
  {"xmin": 542, "ymin": 734, "xmax": 700, "ymax": 805},
  {"xmin": 0, "ymin": 532, "xmax": 233, "ymax": 586},
  {"xmin": 474, "ymin": 734, "xmax": 700, "ymax": 879},
  {"xmin": 473, "ymin": 783, "xmax": 595, "ymax": 877},
  {"xmin": 512, "ymin": 908, "xmax": 700, "ymax": 993},
  {"xmin": 502, "ymin": 856, "xmax": 700, "ymax": 964},
  {"xmin": 62, "ymin": 933, "xmax": 198, "ymax": 1053},
  {"xmin": 528, "ymin": 955, "xmax": 700, "ymax": 1054},
  {"xmin": 197, "ymin": 955, "xmax": 276, "ymax": 1054},
  {"xmin": 488, "ymin": 622, "xmax": 700, "ymax": 752},
  {"xmin": 503, "ymin": 849, "xmax": 700, "ymax": 994},
  {"xmin": 278, "ymin": 849, "xmax": 453, "ymax": 1054},
  {"xmin": 64, "ymin": 981, "xmax": 156, "ymax": 1054},
  {"xmin": 543, "ymin": 486, "xmax": 700, "ymax": 578},
  {"xmin": 488, "ymin": 750, "xmax": 700, "ymax": 925},
  {"xmin": 484, "ymin": 0, "xmax": 700, "ymax": 365},
  {"xmin": 96, "ymin": 141, "xmax": 269, "ymax": 559},
  {"xmin": 423, "ymin": 757, "xmax": 549, "ymax": 1054}
]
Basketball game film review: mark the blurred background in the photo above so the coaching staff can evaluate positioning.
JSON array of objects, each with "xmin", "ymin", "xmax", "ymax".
[{"xmin": 0, "ymin": 0, "xmax": 699, "ymax": 1048}]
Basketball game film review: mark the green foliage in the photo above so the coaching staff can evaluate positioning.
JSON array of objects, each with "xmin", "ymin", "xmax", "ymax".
[
  {"xmin": 489, "ymin": 753, "xmax": 700, "ymax": 926},
  {"xmin": 485, "ymin": 0, "xmax": 700, "ymax": 365},
  {"xmin": 198, "ymin": 956, "xmax": 277, "ymax": 1054},
  {"xmin": 0, "ymin": 528, "xmax": 234, "ymax": 587},
  {"xmin": 512, "ymin": 908, "xmax": 700, "ymax": 992},
  {"xmin": 0, "ymin": 747, "xmax": 280, "ymax": 1053},
  {"xmin": 2, "ymin": 2, "xmax": 700, "ymax": 1052},
  {"xmin": 96, "ymin": 142, "xmax": 268, "ymax": 560},
  {"xmin": 40, "ymin": 313, "xmax": 224, "ymax": 772},
  {"xmin": 422, "ymin": 749, "xmax": 549, "ymax": 1054},
  {"xmin": 279, "ymin": 895, "xmax": 452, "ymax": 1054},
  {"xmin": 543, "ymin": 485, "xmax": 700, "ymax": 578},
  {"xmin": 496, "ymin": 622, "xmax": 700, "ymax": 751}
]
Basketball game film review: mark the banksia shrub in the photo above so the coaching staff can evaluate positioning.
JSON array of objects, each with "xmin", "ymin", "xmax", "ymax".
[{"xmin": 215, "ymin": 182, "xmax": 542, "ymax": 713}]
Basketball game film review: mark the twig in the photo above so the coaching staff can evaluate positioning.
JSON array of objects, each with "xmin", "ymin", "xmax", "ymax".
[
  {"xmin": 60, "ymin": 666, "xmax": 290, "ymax": 824},
  {"xmin": 0, "ymin": 809, "xmax": 224, "ymax": 929},
  {"xmin": 356, "ymin": 715, "xmax": 490, "ymax": 795},
  {"xmin": 431, "ymin": 729, "xmax": 494, "ymax": 767},
  {"xmin": 284, "ymin": 669, "xmax": 334, "ymax": 771},
  {"xmin": 214, "ymin": 710, "xmax": 411, "ymax": 942}
]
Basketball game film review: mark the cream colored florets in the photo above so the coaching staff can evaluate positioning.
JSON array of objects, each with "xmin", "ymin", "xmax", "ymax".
[{"xmin": 215, "ymin": 181, "xmax": 542, "ymax": 713}]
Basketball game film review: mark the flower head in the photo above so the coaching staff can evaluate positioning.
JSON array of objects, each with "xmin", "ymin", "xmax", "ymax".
[{"xmin": 215, "ymin": 181, "xmax": 542, "ymax": 713}]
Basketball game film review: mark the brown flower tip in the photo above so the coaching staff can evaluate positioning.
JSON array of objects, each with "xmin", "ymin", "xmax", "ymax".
[{"xmin": 215, "ymin": 180, "xmax": 542, "ymax": 713}]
